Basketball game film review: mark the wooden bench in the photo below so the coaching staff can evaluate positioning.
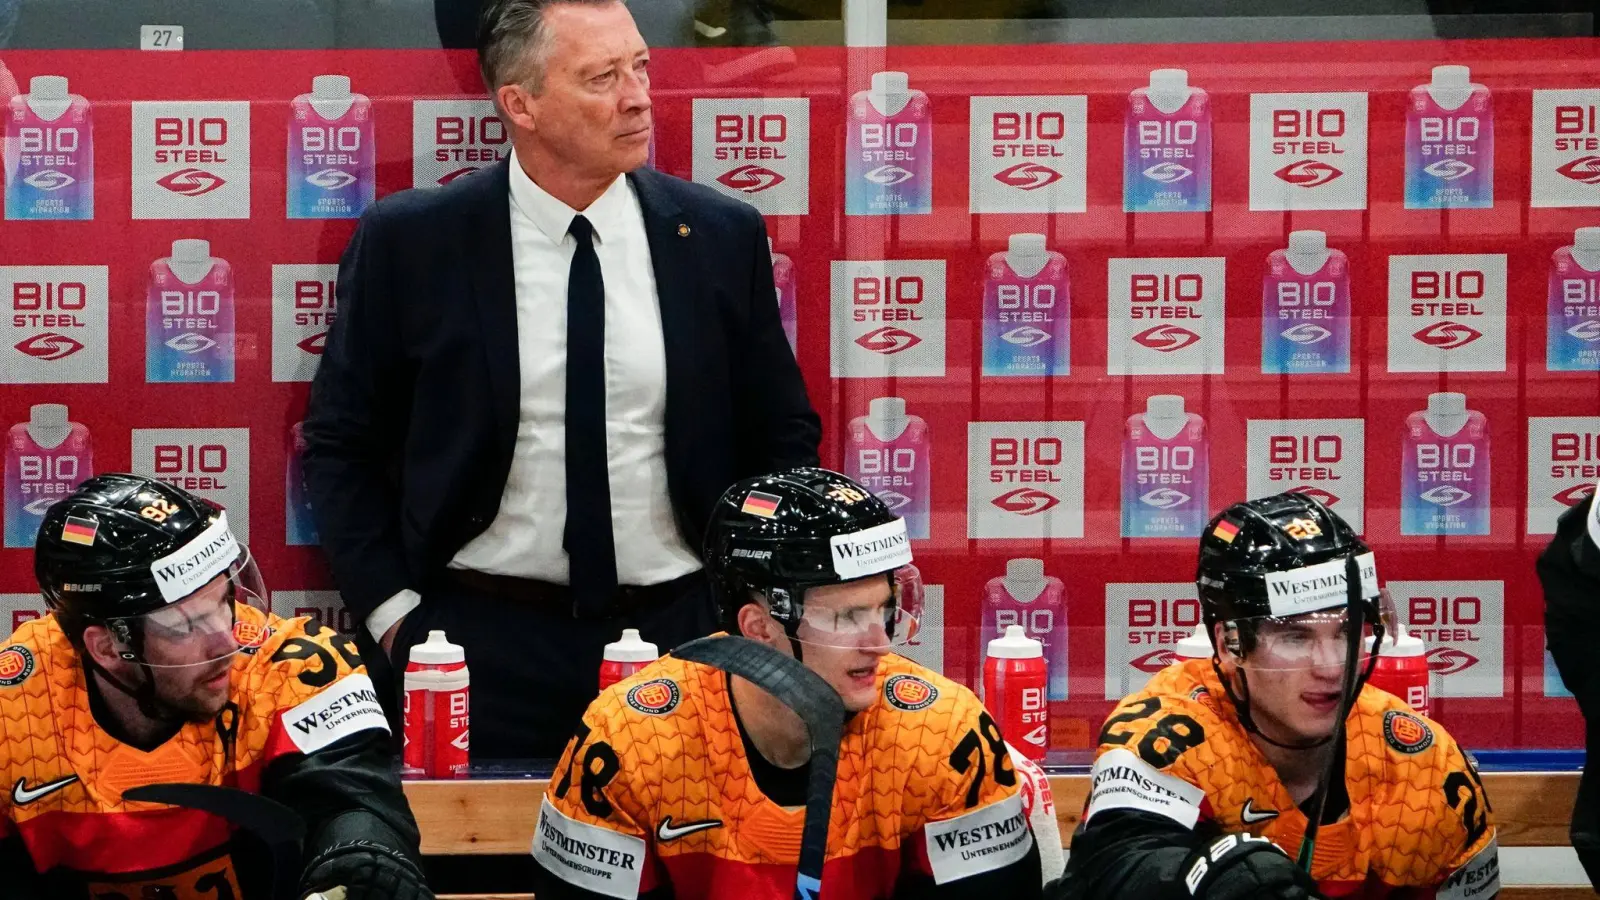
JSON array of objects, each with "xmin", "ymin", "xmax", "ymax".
[{"xmin": 406, "ymin": 772, "xmax": 1586, "ymax": 899}]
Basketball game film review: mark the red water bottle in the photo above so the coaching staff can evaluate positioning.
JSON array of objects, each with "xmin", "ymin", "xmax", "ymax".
[
  {"xmin": 1368, "ymin": 623, "xmax": 1431, "ymax": 717},
  {"xmin": 403, "ymin": 630, "xmax": 469, "ymax": 778},
  {"xmin": 599, "ymin": 628, "xmax": 659, "ymax": 692},
  {"xmin": 983, "ymin": 625, "xmax": 1049, "ymax": 760}
]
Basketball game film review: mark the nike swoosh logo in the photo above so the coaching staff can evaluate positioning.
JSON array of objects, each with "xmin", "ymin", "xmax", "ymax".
[
  {"xmin": 656, "ymin": 816, "xmax": 723, "ymax": 842},
  {"xmin": 12, "ymin": 774, "xmax": 79, "ymax": 805},
  {"xmin": 1240, "ymin": 798, "xmax": 1278, "ymax": 824}
]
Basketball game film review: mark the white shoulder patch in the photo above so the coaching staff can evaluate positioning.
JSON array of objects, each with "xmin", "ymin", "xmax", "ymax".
[
  {"xmin": 279, "ymin": 672, "xmax": 390, "ymax": 755},
  {"xmin": 924, "ymin": 791, "xmax": 1035, "ymax": 885},
  {"xmin": 1437, "ymin": 833, "xmax": 1500, "ymax": 900},
  {"xmin": 532, "ymin": 796, "xmax": 648, "ymax": 900},
  {"xmin": 1085, "ymin": 747, "xmax": 1205, "ymax": 828}
]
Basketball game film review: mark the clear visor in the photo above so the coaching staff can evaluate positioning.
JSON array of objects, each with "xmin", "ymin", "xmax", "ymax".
[
  {"xmin": 111, "ymin": 547, "xmax": 271, "ymax": 668},
  {"xmin": 1220, "ymin": 605, "xmax": 1377, "ymax": 673},
  {"xmin": 790, "ymin": 564, "xmax": 924, "ymax": 651}
]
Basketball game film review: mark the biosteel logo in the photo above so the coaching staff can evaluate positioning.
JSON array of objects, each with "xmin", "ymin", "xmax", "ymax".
[
  {"xmin": 1273, "ymin": 159, "xmax": 1342, "ymax": 187},
  {"xmin": 993, "ymin": 162, "xmax": 1062, "ymax": 190},
  {"xmin": 1133, "ymin": 325, "xmax": 1200, "ymax": 352},
  {"xmin": 1142, "ymin": 162, "xmax": 1192, "ymax": 184},
  {"xmin": 1413, "ymin": 321, "xmax": 1483, "ymax": 349},
  {"xmin": 716, "ymin": 164, "xmax": 785, "ymax": 193},
  {"xmin": 1558, "ymin": 156, "xmax": 1600, "ymax": 184},
  {"xmin": 991, "ymin": 487, "xmax": 1060, "ymax": 516},
  {"xmin": 155, "ymin": 168, "xmax": 226, "ymax": 196},
  {"xmin": 855, "ymin": 327, "xmax": 921, "ymax": 354},
  {"xmin": 13, "ymin": 333, "xmax": 83, "ymax": 360}
]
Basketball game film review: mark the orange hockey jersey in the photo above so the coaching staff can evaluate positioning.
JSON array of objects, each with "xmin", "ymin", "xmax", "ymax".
[
  {"xmin": 1073, "ymin": 659, "xmax": 1498, "ymax": 900},
  {"xmin": 533, "ymin": 652, "xmax": 1043, "ymax": 900},
  {"xmin": 0, "ymin": 608, "xmax": 390, "ymax": 898}
]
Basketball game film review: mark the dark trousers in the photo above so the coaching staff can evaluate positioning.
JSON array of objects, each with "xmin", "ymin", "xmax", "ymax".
[{"xmin": 357, "ymin": 569, "xmax": 717, "ymax": 765}]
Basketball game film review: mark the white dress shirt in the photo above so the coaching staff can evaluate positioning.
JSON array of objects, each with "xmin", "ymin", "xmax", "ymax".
[{"xmin": 366, "ymin": 156, "xmax": 702, "ymax": 640}]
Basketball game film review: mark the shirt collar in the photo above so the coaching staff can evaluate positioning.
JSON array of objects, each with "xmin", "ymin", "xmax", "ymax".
[{"xmin": 508, "ymin": 152, "xmax": 629, "ymax": 246}]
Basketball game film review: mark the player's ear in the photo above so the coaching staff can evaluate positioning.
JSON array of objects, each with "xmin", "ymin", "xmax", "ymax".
[
  {"xmin": 736, "ymin": 600, "xmax": 780, "ymax": 647},
  {"xmin": 1212, "ymin": 621, "xmax": 1240, "ymax": 670},
  {"xmin": 81, "ymin": 623, "xmax": 124, "ymax": 670}
]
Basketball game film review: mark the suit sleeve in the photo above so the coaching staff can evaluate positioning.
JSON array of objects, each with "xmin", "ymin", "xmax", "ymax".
[
  {"xmin": 1538, "ymin": 494, "xmax": 1600, "ymax": 890},
  {"xmin": 532, "ymin": 707, "xmax": 671, "ymax": 900},
  {"xmin": 1053, "ymin": 696, "xmax": 1217, "ymax": 900},
  {"xmin": 896, "ymin": 701, "xmax": 1043, "ymax": 899},
  {"xmin": 300, "ymin": 205, "xmax": 417, "ymax": 621},
  {"xmin": 732, "ymin": 207, "xmax": 821, "ymax": 474},
  {"xmin": 253, "ymin": 619, "xmax": 423, "ymax": 871}
]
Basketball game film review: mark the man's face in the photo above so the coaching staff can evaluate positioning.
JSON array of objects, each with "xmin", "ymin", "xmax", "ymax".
[
  {"xmin": 126, "ymin": 575, "xmax": 240, "ymax": 721},
  {"xmin": 790, "ymin": 578, "xmax": 896, "ymax": 712},
  {"xmin": 1224, "ymin": 613, "xmax": 1360, "ymax": 745},
  {"xmin": 521, "ymin": 2, "xmax": 652, "ymax": 181}
]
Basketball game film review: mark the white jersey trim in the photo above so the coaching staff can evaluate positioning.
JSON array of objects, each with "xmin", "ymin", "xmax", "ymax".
[
  {"xmin": 279, "ymin": 672, "xmax": 390, "ymax": 755},
  {"xmin": 1084, "ymin": 747, "xmax": 1205, "ymax": 828},
  {"xmin": 532, "ymin": 796, "xmax": 648, "ymax": 900},
  {"xmin": 1438, "ymin": 832, "xmax": 1500, "ymax": 900},
  {"xmin": 924, "ymin": 791, "xmax": 1034, "ymax": 885}
]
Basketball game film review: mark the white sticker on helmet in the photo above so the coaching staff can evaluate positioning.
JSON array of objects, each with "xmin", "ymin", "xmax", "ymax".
[
  {"xmin": 149, "ymin": 514, "xmax": 240, "ymax": 604},
  {"xmin": 829, "ymin": 518, "xmax": 913, "ymax": 580},
  {"xmin": 1263, "ymin": 552, "xmax": 1378, "ymax": 618}
]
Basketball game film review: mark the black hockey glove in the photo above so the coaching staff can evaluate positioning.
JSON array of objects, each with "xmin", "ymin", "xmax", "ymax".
[
  {"xmin": 1182, "ymin": 833, "xmax": 1325, "ymax": 900},
  {"xmin": 298, "ymin": 839, "xmax": 433, "ymax": 900}
]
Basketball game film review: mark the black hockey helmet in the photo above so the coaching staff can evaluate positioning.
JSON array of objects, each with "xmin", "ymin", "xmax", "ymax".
[
  {"xmin": 1196, "ymin": 491, "xmax": 1378, "ymax": 632},
  {"xmin": 35, "ymin": 473, "xmax": 267, "ymax": 666},
  {"xmin": 1195, "ymin": 492, "xmax": 1384, "ymax": 749},
  {"xmin": 704, "ymin": 467, "xmax": 922, "ymax": 648}
]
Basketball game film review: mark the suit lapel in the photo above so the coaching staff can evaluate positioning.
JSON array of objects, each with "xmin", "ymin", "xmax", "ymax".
[
  {"xmin": 629, "ymin": 168, "xmax": 698, "ymax": 515},
  {"xmin": 464, "ymin": 159, "xmax": 520, "ymax": 448}
]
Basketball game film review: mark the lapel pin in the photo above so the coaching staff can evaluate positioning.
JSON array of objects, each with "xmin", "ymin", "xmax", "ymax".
[{"xmin": 677, "ymin": 224, "xmax": 691, "ymax": 237}]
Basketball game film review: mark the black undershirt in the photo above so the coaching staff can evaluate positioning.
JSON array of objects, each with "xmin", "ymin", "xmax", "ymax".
[
  {"xmin": 1296, "ymin": 747, "xmax": 1350, "ymax": 825},
  {"xmin": 727, "ymin": 673, "xmax": 812, "ymax": 807},
  {"xmin": 85, "ymin": 667, "xmax": 181, "ymax": 752}
]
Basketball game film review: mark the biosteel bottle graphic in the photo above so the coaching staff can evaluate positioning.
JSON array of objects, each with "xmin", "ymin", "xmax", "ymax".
[
  {"xmin": 1548, "ymin": 226, "xmax": 1600, "ymax": 371},
  {"xmin": 980, "ymin": 559, "xmax": 1069, "ymax": 702},
  {"xmin": 1124, "ymin": 69, "xmax": 1211, "ymax": 213},
  {"xmin": 287, "ymin": 75, "xmax": 375, "ymax": 219},
  {"xmin": 846, "ymin": 71, "xmax": 931, "ymax": 215},
  {"xmin": 771, "ymin": 238, "xmax": 797, "ymax": 355},
  {"xmin": 5, "ymin": 404, "xmax": 92, "ymax": 548},
  {"xmin": 982, "ymin": 233, "xmax": 1070, "ymax": 377},
  {"xmin": 286, "ymin": 421, "xmax": 318, "ymax": 546},
  {"xmin": 1122, "ymin": 395, "xmax": 1208, "ymax": 538},
  {"xmin": 844, "ymin": 397, "xmax": 930, "ymax": 539},
  {"xmin": 146, "ymin": 239, "xmax": 235, "ymax": 383},
  {"xmin": 1401, "ymin": 392, "xmax": 1490, "ymax": 536},
  {"xmin": 1262, "ymin": 230, "xmax": 1351, "ymax": 374},
  {"xmin": 1404, "ymin": 65, "xmax": 1493, "ymax": 209},
  {"xmin": 5, "ymin": 75, "xmax": 93, "ymax": 220}
]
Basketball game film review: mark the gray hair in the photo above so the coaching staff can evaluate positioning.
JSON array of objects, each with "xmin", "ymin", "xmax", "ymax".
[{"xmin": 476, "ymin": 0, "xmax": 618, "ymax": 99}]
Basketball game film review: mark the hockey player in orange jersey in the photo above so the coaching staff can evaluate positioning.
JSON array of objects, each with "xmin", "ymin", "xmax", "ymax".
[
  {"xmin": 0, "ymin": 474, "xmax": 431, "ymax": 899},
  {"xmin": 531, "ymin": 467, "xmax": 1044, "ymax": 899},
  {"xmin": 1056, "ymin": 493, "xmax": 1498, "ymax": 900}
]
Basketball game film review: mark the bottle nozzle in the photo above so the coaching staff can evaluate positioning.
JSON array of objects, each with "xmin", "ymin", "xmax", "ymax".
[
  {"xmin": 29, "ymin": 76, "xmax": 69, "ymax": 101},
  {"xmin": 312, "ymin": 74, "xmax": 352, "ymax": 99}
]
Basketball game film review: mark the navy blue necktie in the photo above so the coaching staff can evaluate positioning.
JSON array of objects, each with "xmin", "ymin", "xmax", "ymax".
[{"xmin": 564, "ymin": 215, "xmax": 617, "ymax": 614}]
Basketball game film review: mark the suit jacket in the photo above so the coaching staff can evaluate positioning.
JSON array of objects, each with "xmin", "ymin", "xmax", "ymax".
[{"xmin": 301, "ymin": 159, "xmax": 821, "ymax": 621}]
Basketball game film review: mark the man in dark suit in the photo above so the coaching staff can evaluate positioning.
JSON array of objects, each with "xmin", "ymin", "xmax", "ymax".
[{"xmin": 302, "ymin": 0, "xmax": 820, "ymax": 762}]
